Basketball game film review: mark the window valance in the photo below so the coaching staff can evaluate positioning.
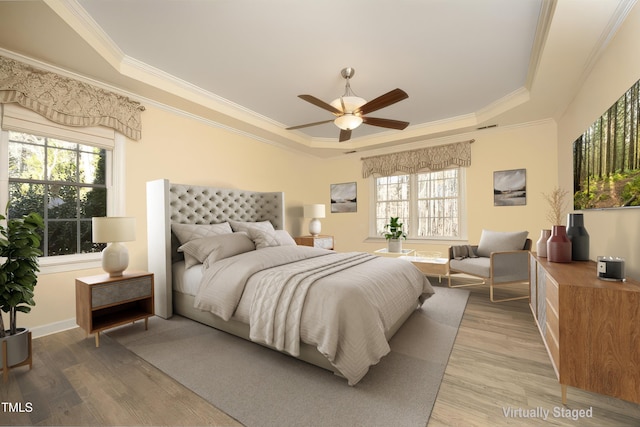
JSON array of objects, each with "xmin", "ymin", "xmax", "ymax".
[
  {"xmin": 0, "ymin": 56, "xmax": 144, "ymax": 141},
  {"xmin": 361, "ymin": 139, "xmax": 474, "ymax": 178}
]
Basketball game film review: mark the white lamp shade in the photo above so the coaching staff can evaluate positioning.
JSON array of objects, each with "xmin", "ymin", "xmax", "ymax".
[
  {"xmin": 334, "ymin": 114, "xmax": 363, "ymax": 130},
  {"xmin": 303, "ymin": 204, "xmax": 326, "ymax": 219},
  {"xmin": 92, "ymin": 217, "xmax": 136, "ymax": 243},
  {"xmin": 330, "ymin": 96, "xmax": 367, "ymax": 113}
]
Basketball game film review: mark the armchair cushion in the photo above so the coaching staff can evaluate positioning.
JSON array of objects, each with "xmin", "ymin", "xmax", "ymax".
[
  {"xmin": 450, "ymin": 257, "xmax": 490, "ymax": 278},
  {"xmin": 476, "ymin": 230, "xmax": 528, "ymax": 257}
]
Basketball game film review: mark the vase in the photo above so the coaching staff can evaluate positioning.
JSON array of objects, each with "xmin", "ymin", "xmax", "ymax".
[
  {"xmin": 536, "ymin": 229, "xmax": 551, "ymax": 257},
  {"xmin": 388, "ymin": 239, "xmax": 402, "ymax": 253},
  {"xmin": 547, "ymin": 225, "xmax": 572, "ymax": 263},
  {"xmin": 566, "ymin": 213, "xmax": 589, "ymax": 261},
  {"xmin": 0, "ymin": 328, "xmax": 30, "ymax": 368}
]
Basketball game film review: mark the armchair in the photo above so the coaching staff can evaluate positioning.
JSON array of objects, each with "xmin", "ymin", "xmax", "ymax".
[{"xmin": 448, "ymin": 230, "xmax": 531, "ymax": 303}]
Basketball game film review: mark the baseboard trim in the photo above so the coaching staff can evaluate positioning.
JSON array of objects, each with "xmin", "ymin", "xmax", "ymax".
[{"xmin": 30, "ymin": 318, "xmax": 77, "ymax": 339}]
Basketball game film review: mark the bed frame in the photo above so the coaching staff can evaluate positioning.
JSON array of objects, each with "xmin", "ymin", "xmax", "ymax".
[{"xmin": 146, "ymin": 178, "xmax": 414, "ymax": 376}]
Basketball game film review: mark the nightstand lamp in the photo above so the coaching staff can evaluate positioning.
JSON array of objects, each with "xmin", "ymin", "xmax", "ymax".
[
  {"xmin": 92, "ymin": 217, "xmax": 136, "ymax": 277},
  {"xmin": 304, "ymin": 204, "xmax": 325, "ymax": 236}
]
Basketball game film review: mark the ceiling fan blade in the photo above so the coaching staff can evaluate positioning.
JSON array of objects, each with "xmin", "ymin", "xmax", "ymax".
[
  {"xmin": 339, "ymin": 129, "xmax": 352, "ymax": 142},
  {"xmin": 298, "ymin": 95, "xmax": 342, "ymax": 115},
  {"xmin": 356, "ymin": 88, "xmax": 408, "ymax": 115},
  {"xmin": 286, "ymin": 119, "xmax": 334, "ymax": 130},
  {"xmin": 362, "ymin": 117, "xmax": 410, "ymax": 130}
]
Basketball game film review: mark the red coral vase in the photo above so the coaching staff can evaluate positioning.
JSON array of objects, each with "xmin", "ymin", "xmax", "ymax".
[{"xmin": 546, "ymin": 225, "xmax": 572, "ymax": 263}]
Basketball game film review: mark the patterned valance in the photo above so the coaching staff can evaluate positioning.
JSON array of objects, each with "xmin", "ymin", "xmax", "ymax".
[
  {"xmin": 361, "ymin": 140, "xmax": 474, "ymax": 178},
  {"xmin": 0, "ymin": 56, "xmax": 144, "ymax": 140}
]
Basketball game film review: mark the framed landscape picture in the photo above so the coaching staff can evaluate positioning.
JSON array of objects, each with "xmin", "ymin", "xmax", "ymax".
[
  {"xmin": 493, "ymin": 169, "xmax": 526, "ymax": 206},
  {"xmin": 330, "ymin": 182, "xmax": 357, "ymax": 213}
]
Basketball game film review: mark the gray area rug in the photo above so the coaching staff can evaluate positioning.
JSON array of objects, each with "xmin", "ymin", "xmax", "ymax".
[{"xmin": 108, "ymin": 285, "xmax": 469, "ymax": 427}]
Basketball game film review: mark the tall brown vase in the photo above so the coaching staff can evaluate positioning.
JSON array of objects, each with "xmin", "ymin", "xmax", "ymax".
[{"xmin": 547, "ymin": 225, "xmax": 572, "ymax": 263}]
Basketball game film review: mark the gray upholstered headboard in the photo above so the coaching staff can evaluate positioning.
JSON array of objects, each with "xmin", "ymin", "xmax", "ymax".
[{"xmin": 146, "ymin": 179, "xmax": 285, "ymax": 318}]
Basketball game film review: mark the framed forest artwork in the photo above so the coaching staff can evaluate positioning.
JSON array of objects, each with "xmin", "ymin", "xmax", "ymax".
[{"xmin": 573, "ymin": 78, "xmax": 640, "ymax": 210}]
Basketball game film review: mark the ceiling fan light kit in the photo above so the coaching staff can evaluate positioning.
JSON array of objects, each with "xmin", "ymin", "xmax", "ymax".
[{"xmin": 287, "ymin": 67, "xmax": 410, "ymax": 141}]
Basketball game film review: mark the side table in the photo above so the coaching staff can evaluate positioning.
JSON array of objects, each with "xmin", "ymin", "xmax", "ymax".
[
  {"xmin": 374, "ymin": 248, "xmax": 414, "ymax": 257},
  {"xmin": 75, "ymin": 271, "xmax": 154, "ymax": 347},
  {"xmin": 294, "ymin": 235, "xmax": 334, "ymax": 250},
  {"xmin": 399, "ymin": 255, "xmax": 450, "ymax": 283}
]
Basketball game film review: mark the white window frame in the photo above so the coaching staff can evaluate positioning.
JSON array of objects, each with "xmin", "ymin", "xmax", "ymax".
[
  {"xmin": 0, "ymin": 105, "xmax": 126, "ymax": 274},
  {"xmin": 368, "ymin": 167, "xmax": 468, "ymax": 244}
]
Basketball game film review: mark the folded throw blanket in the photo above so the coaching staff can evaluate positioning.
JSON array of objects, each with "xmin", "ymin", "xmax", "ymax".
[{"xmin": 452, "ymin": 245, "xmax": 478, "ymax": 260}]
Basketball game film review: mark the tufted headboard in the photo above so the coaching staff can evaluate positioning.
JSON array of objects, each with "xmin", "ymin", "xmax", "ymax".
[{"xmin": 146, "ymin": 179, "xmax": 285, "ymax": 318}]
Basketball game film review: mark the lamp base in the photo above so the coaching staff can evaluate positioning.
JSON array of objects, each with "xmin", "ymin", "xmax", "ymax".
[
  {"xmin": 102, "ymin": 242, "xmax": 129, "ymax": 277},
  {"xmin": 308, "ymin": 218, "xmax": 322, "ymax": 236}
]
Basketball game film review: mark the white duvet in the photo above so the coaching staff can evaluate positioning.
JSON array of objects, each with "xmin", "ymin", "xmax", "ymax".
[{"xmin": 194, "ymin": 246, "xmax": 434, "ymax": 385}]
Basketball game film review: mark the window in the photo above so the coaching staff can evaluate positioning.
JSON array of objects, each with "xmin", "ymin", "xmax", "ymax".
[
  {"xmin": 372, "ymin": 168, "xmax": 466, "ymax": 241},
  {"xmin": 8, "ymin": 131, "xmax": 107, "ymax": 256},
  {"xmin": 1, "ymin": 104, "xmax": 126, "ymax": 273}
]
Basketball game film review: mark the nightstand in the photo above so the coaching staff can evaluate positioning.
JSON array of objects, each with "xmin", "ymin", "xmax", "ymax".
[
  {"xmin": 75, "ymin": 271, "xmax": 154, "ymax": 347},
  {"xmin": 294, "ymin": 235, "xmax": 334, "ymax": 250}
]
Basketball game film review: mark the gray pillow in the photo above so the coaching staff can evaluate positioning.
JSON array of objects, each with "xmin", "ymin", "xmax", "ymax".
[
  {"xmin": 179, "ymin": 233, "xmax": 255, "ymax": 268},
  {"xmin": 248, "ymin": 228, "xmax": 296, "ymax": 249},
  {"xmin": 476, "ymin": 230, "xmax": 528, "ymax": 257}
]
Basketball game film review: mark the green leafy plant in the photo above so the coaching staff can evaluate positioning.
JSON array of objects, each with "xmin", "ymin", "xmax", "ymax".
[
  {"xmin": 383, "ymin": 217, "xmax": 407, "ymax": 240},
  {"xmin": 0, "ymin": 212, "xmax": 44, "ymax": 337}
]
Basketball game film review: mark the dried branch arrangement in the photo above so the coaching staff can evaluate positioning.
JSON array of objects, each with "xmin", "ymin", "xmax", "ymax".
[{"xmin": 542, "ymin": 187, "xmax": 569, "ymax": 225}]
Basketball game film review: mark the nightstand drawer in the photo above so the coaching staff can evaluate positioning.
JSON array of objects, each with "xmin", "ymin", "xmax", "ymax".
[
  {"xmin": 294, "ymin": 235, "xmax": 334, "ymax": 250},
  {"xmin": 313, "ymin": 237, "xmax": 333, "ymax": 249},
  {"xmin": 92, "ymin": 276, "xmax": 152, "ymax": 308}
]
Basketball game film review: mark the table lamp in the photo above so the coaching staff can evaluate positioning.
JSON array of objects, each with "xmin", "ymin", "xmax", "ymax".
[
  {"xmin": 303, "ymin": 204, "xmax": 325, "ymax": 236},
  {"xmin": 92, "ymin": 217, "xmax": 136, "ymax": 277}
]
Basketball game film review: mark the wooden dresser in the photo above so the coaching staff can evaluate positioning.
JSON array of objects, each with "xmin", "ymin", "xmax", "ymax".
[{"xmin": 529, "ymin": 253, "xmax": 640, "ymax": 405}]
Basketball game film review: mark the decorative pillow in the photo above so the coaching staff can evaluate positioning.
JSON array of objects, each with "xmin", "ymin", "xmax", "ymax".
[
  {"xmin": 228, "ymin": 220, "xmax": 275, "ymax": 234},
  {"xmin": 248, "ymin": 228, "xmax": 296, "ymax": 249},
  {"xmin": 179, "ymin": 233, "xmax": 255, "ymax": 268},
  {"xmin": 476, "ymin": 230, "xmax": 528, "ymax": 257},
  {"xmin": 171, "ymin": 222, "xmax": 233, "ymax": 245}
]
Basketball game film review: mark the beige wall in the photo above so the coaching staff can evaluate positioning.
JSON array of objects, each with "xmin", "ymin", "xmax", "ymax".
[
  {"xmin": 316, "ymin": 121, "xmax": 558, "ymax": 256},
  {"xmin": 557, "ymin": 2, "xmax": 640, "ymax": 279}
]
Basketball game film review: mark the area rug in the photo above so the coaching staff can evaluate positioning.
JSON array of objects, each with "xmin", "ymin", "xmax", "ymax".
[{"xmin": 108, "ymin": 285, "xmax": 469, "ymax": 427}]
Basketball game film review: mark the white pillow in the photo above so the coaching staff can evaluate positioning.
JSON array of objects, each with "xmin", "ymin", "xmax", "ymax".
[
  {"xmin": 248, "ymin": 228, "xmax": 296, "ymax": 249},
  {"xmin": 171, "ymin": 222, "xmax": 233, "ymax": 245},
  {"xmin": 476, "ymin": 229, "xmax": 528, "ymax": 257},
  {"xmin": 228, "ymin": 220, "xmax": 275, "ymax": 234},
  {"xmin": 179, "ymin": 233, "xmax": 255, "ymax": 268}
]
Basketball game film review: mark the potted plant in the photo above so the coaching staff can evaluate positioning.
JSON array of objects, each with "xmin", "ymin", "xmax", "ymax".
[
  {"xmin": 383, "ymin": 216, "xmax": 407, "ymax": 253},
  {"xmin": 0, "ymin": 211, "xmax": 44, "ymax": 371}
]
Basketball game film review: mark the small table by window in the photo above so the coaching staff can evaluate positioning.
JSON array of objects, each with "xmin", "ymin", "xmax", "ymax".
[
  {"xmin": 373, "ymin": 248, "xmax": 415, "ymax": 257},
  {"xmin": 399, "ymin": 255, "xmax": 450, "ymax": 283}
]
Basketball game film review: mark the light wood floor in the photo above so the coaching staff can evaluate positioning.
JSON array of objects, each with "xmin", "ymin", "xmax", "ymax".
[
  {"xmin": 430, "ymin": 283, "xmax": 640, "ymax": 427},
  {"xmin": 2, "ymin": 282, "xmax": 639, "ymax": 426}
]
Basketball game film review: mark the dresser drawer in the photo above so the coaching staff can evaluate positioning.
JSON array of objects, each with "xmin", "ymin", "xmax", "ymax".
[
  {"xmin": 545, "ymin": 322, "xmax": 560, "ymax": 374},
  {"xmin": 545, "ymin": 275, "xmax": 559, "ymax": 310},
  {"xmin": 92, "ymin": 276, "xmax": 152, "ymax": 308}
]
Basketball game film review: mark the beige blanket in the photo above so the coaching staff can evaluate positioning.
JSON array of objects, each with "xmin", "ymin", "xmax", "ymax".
[{"xmin": 194, "ymin": 246, "xmax": 434, "ymax": 385}]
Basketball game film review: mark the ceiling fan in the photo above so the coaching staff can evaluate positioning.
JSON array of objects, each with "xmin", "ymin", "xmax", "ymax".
[{"xmin": 286, "ymin": 67, "xmax": 410, "ymax": 142}]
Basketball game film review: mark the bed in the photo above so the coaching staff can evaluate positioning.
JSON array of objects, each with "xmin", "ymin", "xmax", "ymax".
[{"xmin": 146, "ymin": 179, "xmax": 434, "ymax": 385}]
